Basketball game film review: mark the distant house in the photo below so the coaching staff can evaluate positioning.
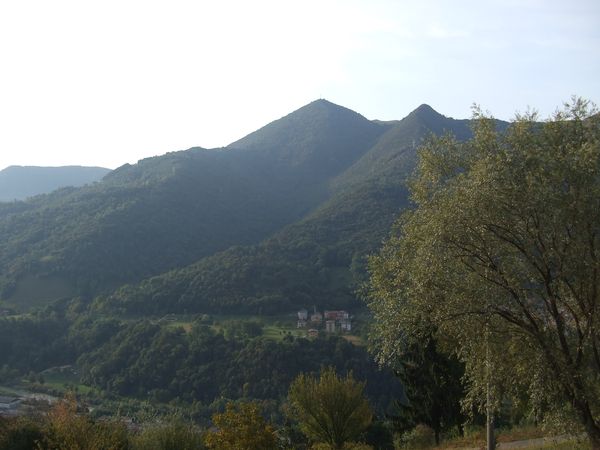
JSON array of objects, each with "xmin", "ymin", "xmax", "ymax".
[
  {"xmin": 297, "ymin": 319, "xmax": 307, "ymax": 328},
  {"xmin": 340, "ymin": 318, "xmax": 352, "ymax": 332},
  {"xmin": 324, "ymin": 310, "xmax": 349, "ymax": 321},
  {"xmin": 310, "ymin": 312, "xmax": 323, "ymax": 323},
  {"xmin": 0, "ymin": 396, "xmax": 21, "ymax": 411},
  {"xmin": 325, "ymin": 320, "xmax": 336, "ymax": 333},
  {"xmin": 308, "ymin": 329, "xmax": 319, "ymax": 338},
  {"xmin": 297, "ymin": 309, "xmax": 308, "ymax": 321}
]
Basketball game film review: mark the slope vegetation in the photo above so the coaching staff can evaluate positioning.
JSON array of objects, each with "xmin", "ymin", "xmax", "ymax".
[
  {"xmin": 100, "ymin": 105, "xmax": 495, "ymax": 315},
  {"xmin": 0, "ymin": 100, "xmax": 386, "ymax": 308}
]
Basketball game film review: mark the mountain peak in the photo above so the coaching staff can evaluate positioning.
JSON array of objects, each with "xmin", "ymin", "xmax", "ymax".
[
  {"xmin": 408, "ymin": 104, "xmax": 443, "ymax": 120},
  {"xmin": 228, "ymin": 99, "xmax": 382, "ymax": 153},
  {"xmin": 308, "ymin": 98, "xmax": 337, "ymax": 107},
  {"xmin": 293, "ymin": 98, "xmax": 360, "ymax": 117}
]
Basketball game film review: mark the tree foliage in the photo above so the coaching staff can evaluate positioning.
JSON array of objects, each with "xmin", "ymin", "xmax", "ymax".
[
  {"xmin": 367, "ymin": 98, "xmax": 600, "ymax": 447},
  {"xmin": 391, "ymin": 338, "xmax": 465, "ymax": 445},
  {"xmin": 0, "ymin": 416, "xmax": 45, "ymax": 450},
  {"xmin": 130, "ymin": 416, "xmax": 205, "ymax": 450},
  {"xmin": 204, "ymin": 402, "xmax": 277, "ymax": 450},
  {"xmin": 42, "ymin": 394, "xmax": 129, "ymax": 450},
  {"xmin": 288, "ymin": 367, "xmax": 373, "ymax": 449}
]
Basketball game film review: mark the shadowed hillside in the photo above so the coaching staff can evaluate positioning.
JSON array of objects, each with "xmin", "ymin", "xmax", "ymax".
[
  {"xmin": 0, "ymin": 100, "xmax": 388, "ymax": 308},
  {"xmin": 100, "ymin": 104, "xmax": 505, "ymax": 315}
]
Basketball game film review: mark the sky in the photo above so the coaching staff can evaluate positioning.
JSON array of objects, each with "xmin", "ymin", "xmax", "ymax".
[{"xmin": 0, "ymin": 0, "xmax": 598, "ymax": 170}]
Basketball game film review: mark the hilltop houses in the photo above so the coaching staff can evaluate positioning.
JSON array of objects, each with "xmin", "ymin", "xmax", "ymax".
[
  {"xmin": 298, "ymin": 309, "xmax": 308, "ymax": 321},
  {"xmin": 325, "ymin": 320, "xmax": 336, "ymax": 333},
  {"xmin": 324, "ymin": 310, "xmax": 349, "ymax": 321},
  {"xmin": 297, "ymin": 309, "xmax": 308, "ymax": 328},
  {"xmin": 298, "ymin": 308, "xmax": 352, "ymax": 334}
]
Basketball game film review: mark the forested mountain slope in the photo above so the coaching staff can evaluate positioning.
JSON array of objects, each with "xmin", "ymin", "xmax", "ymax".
[
  {"xmin": 0, "ymin": 100, "xmax": 387, "ymax": 308},
  {"xmin": 100, "ymin": 105, "xmax": 500, "ymax": 315}
]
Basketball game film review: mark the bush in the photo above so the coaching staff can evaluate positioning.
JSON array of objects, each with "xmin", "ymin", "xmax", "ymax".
[
  {"xmin": 131, "ymin": 417, "xmax": 205, "ymax": 450},
  {"xmin": 311, "ymin": 443, "xmax": 373, "ymax": 450},
  {"xmin": 0, "ymin": 416, "xmax": 45, "ymax": 450},
  {"xmin": 395, "ymin": 424, "xmax": 436, "ymax": 449}
]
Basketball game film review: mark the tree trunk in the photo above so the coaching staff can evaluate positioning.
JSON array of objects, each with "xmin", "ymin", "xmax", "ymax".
[{"xmin": 581, "ymin": 409, "xmax": 600, "ymax": 450}]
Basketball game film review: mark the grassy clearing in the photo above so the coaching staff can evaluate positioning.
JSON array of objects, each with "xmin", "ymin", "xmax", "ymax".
[
  {"xmin": 160, "ymin": 313, "xmax": 365, "ymax": 344},
  {"xmin": 31, "ymin": 366, "xmax": 97, "ymax": 395}
]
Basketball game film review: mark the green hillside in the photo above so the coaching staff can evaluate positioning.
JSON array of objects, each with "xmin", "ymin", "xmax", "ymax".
[
  {"xmin": 0, "ymin": 100, "xmax": 506, "ymax": 313},
  {"xmin": 99, "ymin": 105, "xmax": 498, "ymax": 316},
  {"xmin": 0, "ymin": 100, "xmax": 387, "ymax": 308},
  {"xmin": 229, "ymin": 99, "xmax": 388, "ymax": 177}
]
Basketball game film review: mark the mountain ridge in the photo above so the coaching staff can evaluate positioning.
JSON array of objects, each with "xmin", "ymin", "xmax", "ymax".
[
  {"xmin": 93, "ymin": 102, "xmax": 504, "ymax": 315},
  {"xmin": 0, "ymin": 100, "xmax": 509, "ymax": 313},
  {"xmin": 0, "ymin": 165, "xmax": 111, "ymax": 201}
]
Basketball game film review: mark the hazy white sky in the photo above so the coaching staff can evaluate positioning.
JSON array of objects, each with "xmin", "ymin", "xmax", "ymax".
[{"xmin": 0, "ymin": 0, "xmax": 598, "ymax": 170}]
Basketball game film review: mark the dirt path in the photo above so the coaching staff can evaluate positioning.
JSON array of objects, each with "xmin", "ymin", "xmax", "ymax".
[
  {"xmin": 498, "ymin": 434, "xmax": 580, "ymax": 448},
  {"xmin": 457, "ymin": 434, "xmax": 581, "ymax": 449}
]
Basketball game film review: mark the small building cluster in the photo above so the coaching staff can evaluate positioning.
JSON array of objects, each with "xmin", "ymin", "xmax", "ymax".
[{"xmin": 297, "ymin": 307, "xmax": 352, "ymax": 337}]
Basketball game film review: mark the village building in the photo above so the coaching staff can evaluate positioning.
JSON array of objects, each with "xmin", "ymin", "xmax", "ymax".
[
  {"xmin": 324, "ymin": 310, "xmax": 350, "ymax": 321},
  {"xmin": 325, "ymin": 320, "xmax": 336, "ymax": 333},
  {"xmin": 308, "ymin": 328, "xmax": 319, "ymax": 338},
  {"xmin": 297, "ymin": 307, "xmax": 352, "ymax": 333},
  {"xmin": 340, "ymin": 318, "xmax": 352, "ymax": 332},
  {"xmin": 297, "ymin": 309, "xmax": 308, "ymax": 321},
  {"xmin": 310, "ymin": 311, "xmax": 323, "ymax": 323}
]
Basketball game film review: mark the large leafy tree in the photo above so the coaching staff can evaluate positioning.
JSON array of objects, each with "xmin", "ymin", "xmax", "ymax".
[
  {"xmin": 204, "ymin": 402, "xmax": 277, "ymax": 450},
  {"xmin": 367, "ymin": 99, "xmax": 600, "ymax": 448},
  {"xmin": 287, "ymin": 367, "xmax": 373, "ymax": 449}
]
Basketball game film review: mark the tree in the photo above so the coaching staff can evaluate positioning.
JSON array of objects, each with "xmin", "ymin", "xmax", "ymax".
[
  {"xmin": 0, "ymin": 416, "xmax": 45, "ymax": 450},
  {"xmin": 42, "ymin": 394, "xmax": 129, "ymax": 450},
  {"xmin": 130, "ymin": 416, "xmax": 205, "ymax": 450},
  {"xmin": 392, "ymin": 337, "xmax": 465, "ymax": 445},
  {"xmin": 367, "ymin": 99, "xmax": 600, "ymax": 448},
  {"xmin": 203, "ymin": 401, "xmax": 277, "ymax": 450},
  {"xmin": 287, "ymin": 367, "xmax": 373, "ymax": 449}
]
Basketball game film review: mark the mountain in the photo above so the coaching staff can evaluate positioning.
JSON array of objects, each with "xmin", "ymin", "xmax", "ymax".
[
  {"xmin": 0, "ymin": 165, "xmax": 111, "ymax": 201},
  {"xmin": 98, "ymin": 104, "xmax": 505, "ymax": 316},
  {"xmin": 0, "ymin": 100, "xmax": 509, "ymax": 313},
  {"xmin": 0, "ymin": 100, "xmax": 389, "ymax": 309},
  {"xmin": 229, "ymin": 99, "xmax": 389, "ymax": 175},
  {"xmin": 332, "ymin": 104, "xmax": 473, "ymax": 190}
]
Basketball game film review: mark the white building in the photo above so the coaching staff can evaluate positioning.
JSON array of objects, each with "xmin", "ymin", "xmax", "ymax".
[
  {"xmin": 325, "ymin": 320, "xmax": 336, "ymax": 333},
  {"xmin": 340, "ymin": 318, "xmax": 352, "ymax": 332},
  {"xmin": 297, "ymin": 309, "xmax": 308, "ymax": 320}
]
